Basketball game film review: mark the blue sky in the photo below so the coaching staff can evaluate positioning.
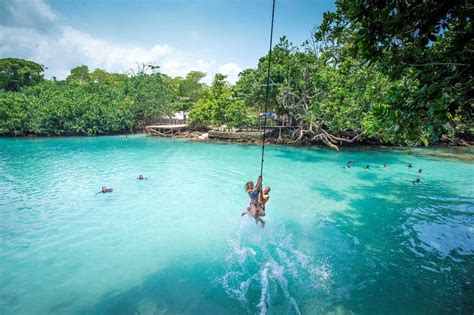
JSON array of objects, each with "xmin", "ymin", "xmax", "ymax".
[{"xmin": 0, "ymin": 0, "xmax": 334, "ymax": 83}]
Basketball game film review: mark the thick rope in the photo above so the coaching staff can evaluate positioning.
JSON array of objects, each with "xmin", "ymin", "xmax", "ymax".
[{"xmin": 260, "ymin": 0, "xmax": 276, "ymax": 178}]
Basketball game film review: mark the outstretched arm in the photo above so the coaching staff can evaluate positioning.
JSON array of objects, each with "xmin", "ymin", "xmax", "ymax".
[{"xmin": 255, "ymin": 175, "xmax": 263, "ymax": 191}]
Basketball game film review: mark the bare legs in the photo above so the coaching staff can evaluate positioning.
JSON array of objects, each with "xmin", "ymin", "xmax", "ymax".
[
  {"xmin": 241, "ymin": 206, "xmax": 251, "ymax": 216},
  {"xmin": 242, "ymin": 205, "xmax": 266, "ymax": 227}
]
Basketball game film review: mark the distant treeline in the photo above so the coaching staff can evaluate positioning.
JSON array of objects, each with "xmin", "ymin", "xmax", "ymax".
[
  {"xmin": 1, "ymin": 0, "xmax": 472, "ymax": 147},
  {"xmin": 0, "ymin": 60, "xmax": 206, "ymax": 136}
]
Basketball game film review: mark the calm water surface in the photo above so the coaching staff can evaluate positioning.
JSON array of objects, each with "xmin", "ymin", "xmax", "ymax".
[{"xmin": 0, "ymin": 135, "xmax": 473, "ymax": 314}]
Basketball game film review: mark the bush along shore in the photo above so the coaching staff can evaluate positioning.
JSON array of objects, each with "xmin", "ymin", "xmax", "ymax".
[{"xmin": 1, "ymin": 1, "xmax": 472, "ymax": 149}]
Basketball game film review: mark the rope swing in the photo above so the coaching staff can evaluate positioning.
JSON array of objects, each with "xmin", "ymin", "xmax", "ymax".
[{"xmin": 260, "ymin": 0, "xmax": 276, "ymax": 178}]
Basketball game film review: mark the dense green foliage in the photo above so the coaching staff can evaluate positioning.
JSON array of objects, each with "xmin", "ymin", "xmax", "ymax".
[
  {"xmin": 172, "ymin": 71, "xmax": 207, "ymax": 113},
  {"xmin": 0, "ymin": 1, "xmax": 471, "ymax": 145},
  {"xmin": 312, "ymin": 0, "xmax": 473, "ymax": 145},
  {"xmin": 0, "ymin": 61, "xmax": 205, "ymax": 136},
  {"xmin": 0, "ymin": 81, "xmax": 133, "ymax": 135},
  {"xmin": 0, "ymin": 58, "xmax": 45, "ymax": 92},
  {"xmin": 189, "ymin": 74, "xmax": 255, "ymax": 129},
  {"xmin": 226, "ymin": 0, "xmax": 472, "ymax": 146}
]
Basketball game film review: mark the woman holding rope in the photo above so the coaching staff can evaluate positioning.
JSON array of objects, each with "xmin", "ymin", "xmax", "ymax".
[
  {"xmin": 242, "ymin": 175, "xmax": 268, "ymax": 226},
  {"xmin": 241, "ymin": 0, "xmax": 275, "ymax": 227}
]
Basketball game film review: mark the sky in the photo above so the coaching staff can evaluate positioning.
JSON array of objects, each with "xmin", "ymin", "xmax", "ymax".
[{"xmin": 0, "ymin": 0, "xmax": 335, "ymax": 84}]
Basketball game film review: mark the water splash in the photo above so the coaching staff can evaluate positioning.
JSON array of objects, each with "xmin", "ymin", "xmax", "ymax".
[
  {"xmin": 257, "ymin": 267, "xmax": 269, "ymax": 315},
  {"xmin": 222, "ymin": 221, "xmax": 332, "ymax": 314}
]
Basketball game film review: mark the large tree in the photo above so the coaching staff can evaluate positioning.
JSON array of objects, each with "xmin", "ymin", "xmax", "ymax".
[
  {"xmin": 0, "ymin": 58, "xmax": 45, "ymax": 92},
  {"xmin": 189, "ymin": 73, "xmax": 254, "ymax": 129},
  {"xmin": 317, "ymin": 0, "xmax": 473, "ymax": 144},
  {"xmin": 173, "ymin": 71, "xmax": 206, "ymax": 112},
  {"xmin": 123, "ymin": 65, "xmax": 176, "ymax": 127}
]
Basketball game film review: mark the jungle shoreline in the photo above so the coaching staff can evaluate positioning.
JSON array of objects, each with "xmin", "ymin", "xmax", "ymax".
[
  {"xmin": 2, "ymin": 129, "xmax": 473, "ymax": 162},
  {"xmin": 1, "ymin": 129, "xmax": 472, "ymax": 148}
]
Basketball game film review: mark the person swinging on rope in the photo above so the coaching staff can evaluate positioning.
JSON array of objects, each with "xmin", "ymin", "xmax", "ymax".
[
  {"xmin": 259, "ymin": 186, "xmax": 271, "ymax": 214},
  {"xmin": 243, "ymin": 175, "xmax": 262, "ymax": 216},
  {"xmin": 240, "ymin": 0, "xmax": 275, "ymax": 227},
  {"xmin": 242, "ymin": 176, "xmax": 267, "ymax": 226}
]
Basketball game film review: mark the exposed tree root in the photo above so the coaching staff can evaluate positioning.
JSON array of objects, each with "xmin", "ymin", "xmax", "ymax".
[{"xmin": 276, "ymin": 66, "xmax": 363, "ymax": 150}]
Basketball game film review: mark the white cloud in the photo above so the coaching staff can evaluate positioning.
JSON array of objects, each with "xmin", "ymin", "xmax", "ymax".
[
  {"xmin": 59, "ymin": 27, "xmax": 173, "ymax": 71},
  {"xmin": 161, "ymin": 58, "xmax": 214, "ymax": 83},
  {"xmin": 0, "ymin": 0, "xmax": 242, "ymax": 84},
  {"xmin": 218, "ymin": 63, "xmax": 242, "ymax": 84},
  {"xmin": 0, "ymin": 0, "xmax": 57, "ymax": 29}
]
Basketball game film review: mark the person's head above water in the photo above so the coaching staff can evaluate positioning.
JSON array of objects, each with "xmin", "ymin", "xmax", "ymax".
[
  {"xmin": 263, "ymin": 186, "xmax": 271, "ymax": 194},
  {"xmin": 245, "ymin": 181, "xmax": 254, "ymax": 192},
  {"xmin": 138, "ymin": 175, "xmax": 144, "ymax": 180},
  {"xmin": 418, "ymin": 169, "xmax": 422, "ymax": 173},
  {"xmin": 408, "ymin": 163, "xmax": 413, "ymax": 168},
  {"xmin": 98, "ymin": 186, "xmax": 113, "ymax": 194}
]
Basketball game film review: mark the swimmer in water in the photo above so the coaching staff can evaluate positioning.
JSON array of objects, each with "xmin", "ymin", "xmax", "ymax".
[
  {"xmin": 364, "ymin": 165, "xmax": 370, "ymax": 169},
  {"xmin": 348, "ymin": 160, "xmax": 355, "ymax": 164},
  {"xmin": 408, "ymin": 163, "xmax": 413, "ymax": 168},
  {"xmin": 97, "ymin": 186, "xmax": 113, "ymax": 194},
  {"xmin": 413, "ymin": 178, "xmax": 421, "ymax": 185},
  {"xmin": 137, "ymin": 175, "xmax": 147, "ymax": 180},
  {"xmin": 383, "ymin": 163, "xmax": 387, "ymax": 168},
  {"xmin": 418, "ymin": 168, "xmax": 422, "ymax": 173}
]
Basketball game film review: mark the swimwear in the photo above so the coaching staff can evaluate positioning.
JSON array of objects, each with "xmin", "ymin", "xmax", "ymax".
[{"xmin": 249, "ymin": 190, "xmax": 260, "ymax": 199}]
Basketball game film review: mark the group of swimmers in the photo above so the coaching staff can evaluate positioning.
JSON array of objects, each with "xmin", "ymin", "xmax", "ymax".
[
  {"xmin": 242, "ymin": 175, "xmax": 271, "ymax": 227},
  {"xmin": 343, "ymin": 160, "xmax": 424, "ymax": 185}
]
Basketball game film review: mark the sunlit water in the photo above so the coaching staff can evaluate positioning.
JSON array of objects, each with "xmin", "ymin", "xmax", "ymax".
[{"xmin": 1, "ymin": 135, "xmax": 473, "ymax": 314}]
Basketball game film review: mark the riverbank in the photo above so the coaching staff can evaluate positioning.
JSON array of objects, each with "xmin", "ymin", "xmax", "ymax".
[
  {"xmin": 169, "ymin": 129, "xmax": 472, "ymax": 154},
  {"xmin": 173, "ymin": 127, "xmax": 471, "ymax": 146},
  {"xmin": 146, "ymin": 129, "xmax": 473, "ymax": 162},
  {"xmin": 2, "ymin": 129, "xmax": 473, "ymax": 161}
]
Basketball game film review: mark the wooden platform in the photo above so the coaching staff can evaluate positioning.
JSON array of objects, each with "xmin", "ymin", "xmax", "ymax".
[{"xmin": 145, "ymin": 124, "xmax": 187, "ymax": 137}]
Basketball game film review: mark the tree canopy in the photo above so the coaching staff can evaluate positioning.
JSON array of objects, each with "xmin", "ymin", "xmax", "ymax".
[
  {"xmin": 0, "ymin": 58, "xmax": 45, "ymax": 92},
  {"xmin": 0, "ymin": 61, "xmax": 178, "ymax": 135},
  {"xmin": 314, "ymin": 0, "xmax": 473, "ymax": 145},
  {"xmin": 0, "ymin": 1, "xmax": 471, "ymax": 146}
]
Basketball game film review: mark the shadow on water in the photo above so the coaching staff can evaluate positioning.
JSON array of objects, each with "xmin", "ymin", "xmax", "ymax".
[
  {"xmin": 315, "ymin": 167, "xmax": 474, "ymax": 314},
  {"xmin": 271, "ymin": 145, "xmax": 410, "ymax": 166},
  {"xmin": 0, "ymin": 294, "xmax": 18, "ymax": 311},
  {"xmin": 312, "ymin": 183, "xmax": 347, "ymax": 203},
  {"xmin": 80, "ymin": 262, "xmax": 243, "ymax": 315}
]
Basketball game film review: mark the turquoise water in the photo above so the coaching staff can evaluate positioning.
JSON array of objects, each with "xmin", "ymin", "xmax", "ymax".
[{"xmin": 1, "ymin": 135, "xmax": 473, "ymax": 314}]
